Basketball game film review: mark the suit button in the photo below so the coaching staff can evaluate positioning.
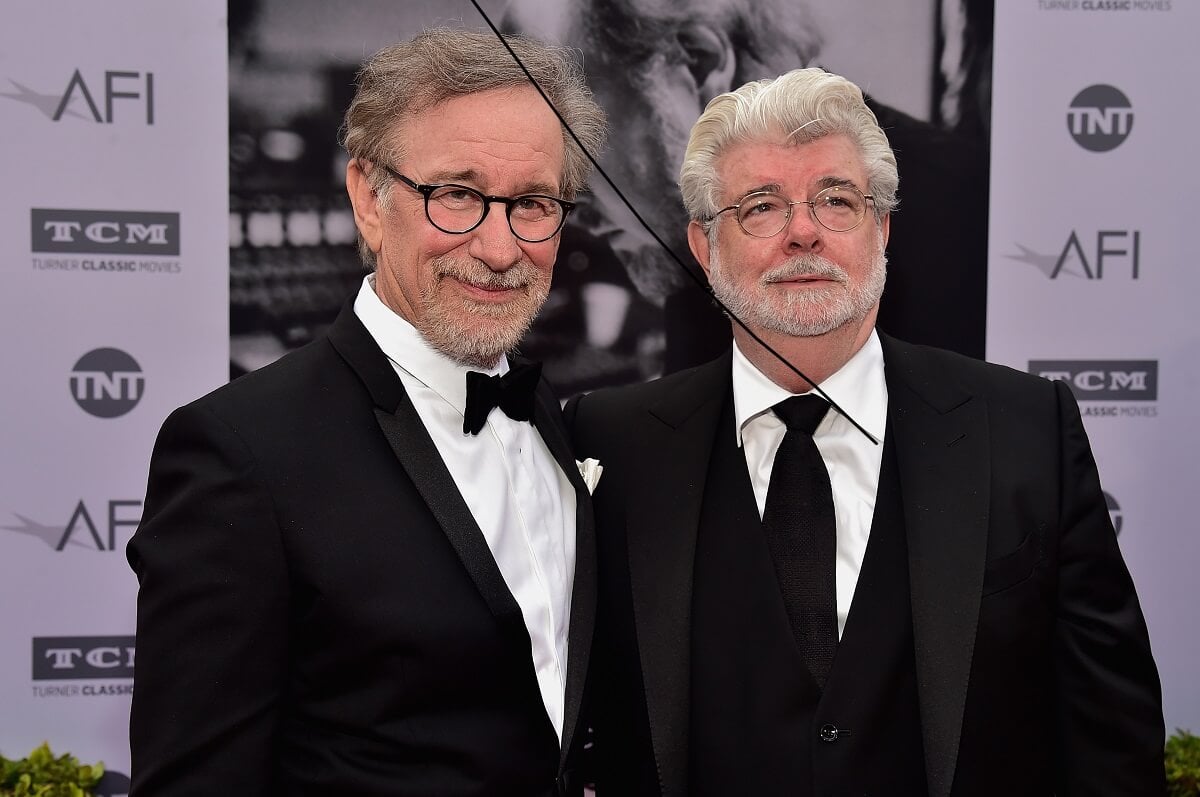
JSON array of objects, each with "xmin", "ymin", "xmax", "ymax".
[{"xmin": 819, "ymin": 723, "xmax": 840, "ymax": 743}]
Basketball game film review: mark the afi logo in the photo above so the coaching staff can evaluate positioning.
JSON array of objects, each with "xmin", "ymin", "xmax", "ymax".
[
  {"xmin": 1029, "ymin": 360, "xmax": 1158, "ymax": 401},
  {"xmin": 1067, "ymin": 84, "xmax": 1133, "ymax": 152},
  {"xmin": 1007, "ymin": 229, "xmax": 1140, "ymax": 280},
  {"xmin": 2, "ymin": 499, "xmax": 142, "ymax": 551},
  {"xmin": 32, "ymin": 636, "xmax": 136, "ymax": 680},
  {"xmin": 2, "ymin": 70, "xmax": 154, "ymax": 123},
  {"xmin": 1052, "ymin": 230, "xmax": 1139, "ymax": 279},
  {"xmin": 38, "ymin": 69, "xmax": 153, "ymax": 123}
]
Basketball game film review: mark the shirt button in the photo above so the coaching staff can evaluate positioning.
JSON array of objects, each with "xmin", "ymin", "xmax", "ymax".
[{"xmin": 819, "ymin": 723, "xmax": 840, "ymax": 743}]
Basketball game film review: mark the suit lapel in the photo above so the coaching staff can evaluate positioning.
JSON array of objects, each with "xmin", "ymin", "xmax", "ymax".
[
  {"xmin": 527, "ymin": 375, "xmax": 597, "ymax": 766},
  {"xmin": 882, "ymin": 334, "xmax": 989, "ymax": 797},
  {"xmin": 327, "ymin": 304, "xmax": 525, "ymax": 632},
  {"xmin": 626, "ymin": 354, "xmax": 730, "ymax": 797}
]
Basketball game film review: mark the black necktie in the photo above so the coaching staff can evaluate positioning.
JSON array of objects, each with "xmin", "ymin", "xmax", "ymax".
[
  {"xmin": 462, "ymin": 361, "xmax": 542, "ymax": 435},
  {"xmin": 761, "ymin": 394, "xmax": 837, "ymax": 688}
]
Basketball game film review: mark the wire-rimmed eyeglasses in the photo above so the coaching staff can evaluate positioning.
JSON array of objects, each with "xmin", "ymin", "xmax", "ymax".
[
  {"xmin": 711, "ymin": 184, "xmax": 876, "ymax": 237},
  {"xmin": 377, "ymin": 164, "xmax": 575, "ymax": 244}
]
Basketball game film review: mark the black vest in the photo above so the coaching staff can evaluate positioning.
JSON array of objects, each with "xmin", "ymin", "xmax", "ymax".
[{"xmin": 689, "ymin": 395, "xmax": 927, "ymax": 795}]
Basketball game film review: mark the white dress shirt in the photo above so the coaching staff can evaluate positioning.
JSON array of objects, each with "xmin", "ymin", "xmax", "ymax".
[
  {"xmin": 354, "ymin": 276, "xmax": 576, "ymax": 741},
  {"xmin": 732, "ymin": 331, "xmax": 888, "ymax": 637}
]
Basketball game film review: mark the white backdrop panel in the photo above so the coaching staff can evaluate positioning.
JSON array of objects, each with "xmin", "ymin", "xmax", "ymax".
[
  {"xmin": 0, "ymin": 0, "xmax": 228, "ymax": 784},
  {"xmin": 989, "ymin": 1, "xmax": 1198, "ymax": 735}
]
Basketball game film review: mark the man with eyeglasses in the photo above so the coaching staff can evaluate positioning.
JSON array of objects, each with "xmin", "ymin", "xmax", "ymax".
[
  {"xmin": 567, "ymin": 67, "xmax": 1164, "ymax": 795},
  {"xmin": 127, "ymin": 28, "xmax": 606, "ymax": 797}
]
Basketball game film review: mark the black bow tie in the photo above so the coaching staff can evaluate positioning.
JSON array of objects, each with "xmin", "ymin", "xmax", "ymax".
[{"xmin": 463, "ymin": 361, "xmax": 542, "ymax": 435}]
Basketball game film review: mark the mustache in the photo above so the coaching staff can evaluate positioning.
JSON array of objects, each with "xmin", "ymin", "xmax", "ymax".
[
  {"xmin": 760, "ymin": 254, "xmax": 850, "ymax": 285},
  {"xmin": 434, "ymin": 256, "xmax": 535, "ymax": 290}
]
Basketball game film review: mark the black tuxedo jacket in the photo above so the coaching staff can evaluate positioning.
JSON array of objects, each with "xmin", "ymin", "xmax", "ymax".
[
  {"xmin": 565, "ymin": 334, "xmax": 1164, "ymax": 796},
  {"xmin": 128, "ymin": 303, "xmax": 596, "ymax": 796}
]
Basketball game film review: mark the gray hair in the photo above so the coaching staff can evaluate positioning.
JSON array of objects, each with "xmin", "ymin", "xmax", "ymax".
[
  {"xmin": 341, "ymin": 27, "xmax": 608, "ymax": 267},
  {"xmin": 679, "ymin": 67, "xmax": 898, "ymax": 228}
]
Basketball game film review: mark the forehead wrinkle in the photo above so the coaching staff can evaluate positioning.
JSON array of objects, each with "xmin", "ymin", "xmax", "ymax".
[
  {"xmin": 731, "ymin": 175, "xmax": 861, "ymax": 202},
  {"xmin": 423, "ymin": 168, "xmax": 559, "ymax": 197}
]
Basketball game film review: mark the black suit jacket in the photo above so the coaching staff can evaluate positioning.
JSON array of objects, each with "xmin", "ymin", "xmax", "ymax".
[
  {"xmin": 128, "ymin": 303, "xmax": 596, "ymax": 796},
  {"xmin": 566, "ymin": 334, "xmax": 1164, "ymax": 796}
]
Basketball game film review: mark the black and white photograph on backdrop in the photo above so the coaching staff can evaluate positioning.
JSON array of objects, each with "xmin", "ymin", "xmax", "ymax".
[{"xmin": 228, "ymin": 0, "xmax": 992, "ymax": 392}]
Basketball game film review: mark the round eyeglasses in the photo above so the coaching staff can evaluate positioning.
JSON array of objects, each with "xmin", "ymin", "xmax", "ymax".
[
  {"xmin": 712, "ymin": 184, "xmax": 876, "ymax": 237},
  {"xmin": 378, "ymin": 164, "xmax": 575, "ymax": 243}
]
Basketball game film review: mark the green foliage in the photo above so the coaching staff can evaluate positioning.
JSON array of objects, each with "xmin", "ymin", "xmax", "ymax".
[
  {"xmin": 0, "ymin": 743, "xmax": 103, "ymax": 797},
  {"xmin": 1168, "ymin": 729, "xmax": 1200, "ymax": 797}
]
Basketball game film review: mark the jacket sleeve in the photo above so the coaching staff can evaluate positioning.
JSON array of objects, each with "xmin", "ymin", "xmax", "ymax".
[
  {"xmin": 126, "ymin": 403, "xmax": 289, "ymax": 795},
  {"xmin": 1050, "ymin": 379, "xmax": 1165, "ymax": 795}
]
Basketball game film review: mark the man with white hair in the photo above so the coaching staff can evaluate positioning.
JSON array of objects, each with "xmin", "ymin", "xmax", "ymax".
[
  {"xmin": 567, "ymin": 67, "xmax": 1164, "ymax": 795},
  {"xmin": 505, "ymin": 0, "xmax": 991, "ymax": 376}
]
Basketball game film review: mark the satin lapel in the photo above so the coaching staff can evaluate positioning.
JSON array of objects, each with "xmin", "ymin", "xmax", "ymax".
[
  {"xmin": 327, "ymin": 303, "xmax": 524, "ymax": 632},
  {"xmin": 528, "ymin": 379, "xmax": 597, "ymax": 767},
  {"xmin": 372, "ymin": 404, "xmax": 525, "ymax": 632},
  {"xmin": 628, "ymin": 354, "xmax": 730, "ymax": 797},
  {"xmin": 882, "ymin": 335, "xmax": 989, "ymax": 797}
]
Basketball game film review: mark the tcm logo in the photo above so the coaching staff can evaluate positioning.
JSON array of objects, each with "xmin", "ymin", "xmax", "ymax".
[
  {"xmin": 1, "ymin": 69, "xmax": 153, "ymax": 124},
  {"xmin": 32, "ymin": 636, "xmax": 135, "ymax": 680},
  {"xmin": 1067, "ymin": 84, "xmax": 1133, "ymax": 152},
  {"xmin": 1030, "ymin": 360, "xmax": 1158, "ymax": 401},
  {"xmin": 3, "ymin": 499, "xmax": 141, "ymax": 552},
  {"xmin": 32, "ymin": 209, "xmax": 180, "ymax": 256},
  {"xmin": 1104, "ymin": 491, "xmax": 1123, "ymax": 536},
  {"xmin": 71, "ymin": 348, "xmax": 144, "ymax": 418},
  {"xmin": 1008, "ymin": 229, "xmax": 1140, "ymax": 279}
]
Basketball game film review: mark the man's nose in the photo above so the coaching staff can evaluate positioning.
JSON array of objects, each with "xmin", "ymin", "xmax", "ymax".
[
  {"xmin": 781, "ymin": 203, "xmax": 823, "ymax": 253},
  {"xmin": 467, "ymin": 201, "xmax": 523, "ymax": 269}
]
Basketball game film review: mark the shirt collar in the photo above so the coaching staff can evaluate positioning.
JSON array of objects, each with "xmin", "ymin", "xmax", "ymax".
[
  {"xmin": 353, "ymin": 275, "xmax": 508, "ymax": 413},
  {"xmin": 731, "ymin": 329, "xmax": 887, "ymax": 446}
]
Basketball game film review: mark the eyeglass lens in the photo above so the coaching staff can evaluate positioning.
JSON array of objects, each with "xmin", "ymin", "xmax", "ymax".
[
  {"xmin": 425, "ymin": 185, "xmax": 565, "ymax": 242},
  {"xmin": 737, "ymin": 185, "xmax": 867, "ymax": 236}
]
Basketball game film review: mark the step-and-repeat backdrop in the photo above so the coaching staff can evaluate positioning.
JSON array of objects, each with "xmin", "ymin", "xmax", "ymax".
[
  {"xmin": 0, "ymin": 0, "xmax": 227, "ymax": 788},
  {"xmin": 988, "ymin": 2, "xmax": 1197, "ymax": 734},
  {"xmin": 1, "ymin": 0, "xmax": 1196, "ymax": 786}
]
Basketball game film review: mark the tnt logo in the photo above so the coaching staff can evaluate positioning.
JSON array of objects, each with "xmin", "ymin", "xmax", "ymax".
[
  {"xmin": 70, "ymin": 348, "xmax": 144, "ymax": 418},
  {"xmin": 1067, "ymin": 85, "xmax": 1133, "ymax": 152}
]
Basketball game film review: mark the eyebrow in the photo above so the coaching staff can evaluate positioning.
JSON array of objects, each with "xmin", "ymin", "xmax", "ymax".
[
  {"xmin": 815, "ymin": 176, "xmax": 860, "ymax": 191},
  {"xmin": 734, "ymin": 182, "xmax": 783, "ymax": 197}
]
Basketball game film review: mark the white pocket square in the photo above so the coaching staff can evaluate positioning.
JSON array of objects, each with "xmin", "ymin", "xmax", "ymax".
[{"xmin": 576, "ymin": 458, "xmax": 603, "ymax": 494}]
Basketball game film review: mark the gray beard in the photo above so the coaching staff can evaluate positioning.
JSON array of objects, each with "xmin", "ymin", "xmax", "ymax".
[
  {"xmin": 708, "ymin": 240, "xmax": 887, "ymax": 338},
  {"xmin": 415, "ymin": 254, "xmax": 550, "ymax": 369}
]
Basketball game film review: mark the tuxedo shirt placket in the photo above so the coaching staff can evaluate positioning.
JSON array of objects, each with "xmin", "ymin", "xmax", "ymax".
[{"xmin": 484, "ymin": 412, "xmax": 575, "ymax": 738}]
